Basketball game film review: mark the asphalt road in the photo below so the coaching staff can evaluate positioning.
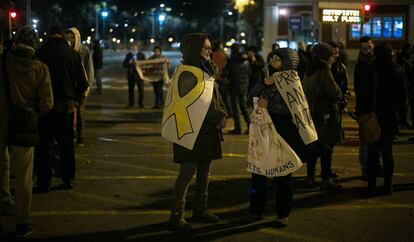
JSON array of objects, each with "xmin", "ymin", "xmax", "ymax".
[{"xmin": 1, "ymin": 50, "xmax": 413, "ymax": 242}]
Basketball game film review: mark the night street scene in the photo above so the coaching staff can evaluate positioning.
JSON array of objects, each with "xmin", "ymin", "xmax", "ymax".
[{"xmin": 1, "ymin": 0, "xmax": 414, "ymax": 241}]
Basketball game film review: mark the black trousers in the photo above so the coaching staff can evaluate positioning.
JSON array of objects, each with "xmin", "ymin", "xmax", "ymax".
[
  {"xmin": 128, "ymin": 76, "xmax": 144, "ymax": 107},
  {"xmin": 250, "ymin": 173, "xmax": 292, "ymax": 218},
  {"xmin": 307, "ymin": 143, "xmax": 334, "ymax": 180},
  {"xmin": 151, "ymin": 80, "xmax": 164, "ymax": 108},
  {"xmin": 367, "ymin": 138, "xmax": 394, "ymax": 188},
  {"xmin": 35, "ymin": 110, "xmax": 76, "ymax": 187},
  {"xmin": 230, "ymin": 93, "xmax": 250, "ymax": 131}
]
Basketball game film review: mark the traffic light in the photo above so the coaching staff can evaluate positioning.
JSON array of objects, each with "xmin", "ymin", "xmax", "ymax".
[
  {"xmin": 362, "ymin": 4, "xmax": 371, "ymax": 23},
  {"xmin": 9, "ymin": 10, "xmax": 17, "ymax": 19}
]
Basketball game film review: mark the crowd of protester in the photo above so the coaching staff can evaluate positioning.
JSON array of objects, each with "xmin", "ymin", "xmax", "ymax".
[{"xmin": 1, "ymin": 24, "xmax": 413, "ymax": 236}]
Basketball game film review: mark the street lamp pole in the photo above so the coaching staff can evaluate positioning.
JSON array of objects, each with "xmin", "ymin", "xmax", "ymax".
[
  {"xmin": 95, "ymin": 10, "xmax": 100, "ymax": 39},
  {"xmin": 26, "ymin": 0, "xmax": 31, "ymax": 25}
]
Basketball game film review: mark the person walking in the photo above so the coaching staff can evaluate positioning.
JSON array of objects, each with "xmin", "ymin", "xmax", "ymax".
[
  {"xmin": 35, "ymin": 24, "xmax": 88, "ymax": 192},
  {"xmin": 167, "ymin": 33, "xmax": 228, "ymax": 230},
  {"xmin": 91, "ymin": 39, "xmax": 103, "ymax": 94},
  {"xmin": 5, "ymin": 26, "xmax": 54, "ymax": 237},
  {"xmin": 123, "ymin": 43, "xmax": 146, "ymax": 108},
  {"xmin": 246, "ymin": 48, "xmax": 310, "ymax": 227},
  {"xmin": 66, "ymin": 27, "xmax": 94, "ymax": 146},
  {"xmin": 303, "ymin": 43, "xmax": 343, "ymax": 189}
]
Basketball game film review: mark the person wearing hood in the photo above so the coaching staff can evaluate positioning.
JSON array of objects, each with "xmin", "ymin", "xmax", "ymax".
[
  {"xmin": 246, "ymin": 48, "xmax": 309, "ymax": 227},
  {"xmin": 5, "ymin": 26, "xmax": 54, "ymax": 237},
  {"xmin": 302, "ymin": 43, "xmax": 342, "ymax": 190},
  {"xmin": 36, "ymin": 24, "xmax": 88, "ymax": 193},
  {"xmin": 66, "ymin": 27, "xmax": 94, "ymax": 146},
  {"xmin": 168, "ymin": 33, "xmax": 228, "ymax": 230}
]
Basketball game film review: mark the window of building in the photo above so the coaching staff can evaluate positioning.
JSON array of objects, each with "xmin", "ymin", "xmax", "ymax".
[{"xmin": 350, "ymin": 15, "xmax": 405, "ymax": 40}]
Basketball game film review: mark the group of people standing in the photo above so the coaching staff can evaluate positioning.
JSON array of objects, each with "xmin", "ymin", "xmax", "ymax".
[
  {"xmin": 166, "ymin": 34, "xmax": 406, "ymax": 231},
  {"xmin": 0, "ymin": 24, "xmax": 103, "ymax": 237},
  {"xmin": 122, "ymin": 44, "xmax": 169, "ymax": 109}
]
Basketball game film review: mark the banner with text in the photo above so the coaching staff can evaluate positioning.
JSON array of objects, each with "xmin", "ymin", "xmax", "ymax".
[
  {"xmin": 136, "ymin": 58, "xmax": 169, "ymax": 83},
  {"xmin": 247, "ymin": 99, "xmax": 303, "ymax": 177},
  {"xmin": 273, "ymin": 70, "xmax": 318, "ymax": 145}
]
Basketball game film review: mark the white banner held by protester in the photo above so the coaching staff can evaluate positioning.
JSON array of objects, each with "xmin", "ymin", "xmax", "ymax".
[
  {"xmin": 273, "ymin": 70, "xmax": 318, "ymax": 145},
  {"xmin": 161, "ymin": 64, "xmax": 215, "ymax": 150},
  {"xmin": 136, "ymin": 58, "xmax": 169, "ymax": 83},
  {"xmin": 247, "ymin": 98, "xmax": 303, "ymax": 177}
]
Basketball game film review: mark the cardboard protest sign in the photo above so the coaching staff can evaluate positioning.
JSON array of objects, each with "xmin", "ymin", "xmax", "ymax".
[
  {"xmin": 272, "ymin": 70, "xmax": 318, "ymax": 145},
  {"xmin": 161, "ymin": 65, "xmax": 215, "ymax": 150}
]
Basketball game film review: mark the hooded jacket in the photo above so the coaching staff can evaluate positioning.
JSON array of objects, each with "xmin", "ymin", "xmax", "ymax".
[
  {"xmin": 6, "ymin": 45, "xmax": 54, "ymax": 115},
  {"xmin": 67, "ymin": 27, "xmax": 94, "ymax": 85},
  {"xmin": 37, "ymin": 36, "xmax": 89, "ymax": 106},
  {"xmin": 173, "ymin": 33, "xmax": 227, "ymax": 162}
]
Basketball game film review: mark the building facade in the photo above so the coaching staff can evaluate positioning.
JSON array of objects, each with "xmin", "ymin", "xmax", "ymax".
[{"xmin": 263, "ymin": 0, "xmax": 414, "ymax": 60}]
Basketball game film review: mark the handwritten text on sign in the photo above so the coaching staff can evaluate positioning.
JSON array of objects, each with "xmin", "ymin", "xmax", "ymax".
[{"xmin": 273, "ymin": 70, "xmax": 318, "ymax": 145}]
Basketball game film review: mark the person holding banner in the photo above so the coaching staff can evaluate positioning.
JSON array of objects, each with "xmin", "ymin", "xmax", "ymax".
[
  {"xmin": 302, "ymin": 43, "xmax": 343, "ymax": 190},
  {"xmin": 163, "ymin": 33, "xmax": 228, "ymax": 230},
  {"xmin": 122, "ymin": 43, "xmax": 146, "ymax": 108},
  {"xmin": 246, "ymin": 48, "xmax": 316, "ymax": 227},
  {"xmin": 148, "ymin": 46, "xmax": 168, "ymax": 109}
]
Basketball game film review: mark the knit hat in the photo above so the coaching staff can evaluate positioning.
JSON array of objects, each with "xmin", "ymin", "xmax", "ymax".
[
  {"xmin": 48, "ymin": 24, "xmax": 65, "ymax": 36},
  {"xmin": 15, "ymin": 26, "xmax": 38, "ymax": 48},
  {"xmin": 275, "ymin": 48, "xmax": 299, "ymax": 70},
  {"xmin": 312, "ymin": 43, "xmax": 334, "ymax": 61}
]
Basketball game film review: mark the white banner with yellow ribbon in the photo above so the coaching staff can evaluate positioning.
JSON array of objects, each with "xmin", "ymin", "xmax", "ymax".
[{"xmin": 161, "ymin": 64, "xmax": 215, "ymax": 150}]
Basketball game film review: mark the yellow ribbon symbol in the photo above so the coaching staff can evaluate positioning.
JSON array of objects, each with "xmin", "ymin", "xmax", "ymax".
[{"xmin": 162, "ymin": 65, "xmax": 205, "ymax": 140}]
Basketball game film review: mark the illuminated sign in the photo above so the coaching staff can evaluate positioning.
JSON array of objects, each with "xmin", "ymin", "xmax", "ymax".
[{"xmin": 320, "ymin": 9, "xmax": 361, "ymax": 23}]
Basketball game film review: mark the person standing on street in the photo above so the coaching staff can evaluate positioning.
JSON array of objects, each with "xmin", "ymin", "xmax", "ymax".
[
  {"xmin": 6, "ymin": 26, "xmax": 54, "ymax": 237},
  {"xmin": 303, "ymin": 43, "xmax": 343, "ymax": 190},
  {"xmin": 66, "ymin": 27, "xmax": 94, "ymax": 146},
  {"xmin": 167, "ymin": 33, "xmax": 228, "ymax": 230},
  {"xmin": 91, "ymin": 39, "xmax": 103, "ymax": 94},
  {"xmin": 123, "ymin": 43, "xmax": 146, "ymax": 108},
  {"xmin": 148, "ymin": 46, "xmax": 168, "ymax": 109},
  {"xmin": 35, "ymin": 24, "xmax": 89, "ymax": 192}
]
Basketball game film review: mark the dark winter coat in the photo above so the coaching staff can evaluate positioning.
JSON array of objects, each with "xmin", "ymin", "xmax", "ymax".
[
  {"xmin": 92, "ymin": 45, "xmax": 103, "ymax": 70},
  {"xmin": 222, "ymin": 53, "xmax": 250, "ymax": 95},
  {"xmin": 122, "ymin": 51, "xmax": 146, "ymax": 79},
  {"xmin": 303, "ymin": 60, "xmax": 342, "ymax": 145},
  {"xmin": 37, "ymin": 37, "xmax": 88, "ymax": 107},
  {"xmin": 331, "ymin": 60, "xmax": 349, "ymax": 110},
  {"xmin": 354, "ymin": 52, "xmax": 376, "ymax": 117},
  {"xmin": 247, "ymin": 54, "xmax": 265, "ymax": 91},
  {"xmin": 375, "ymin": 63, "xmax": 407, "ymax": 139},
  {"xmin": 173, "ymin": 33, "xmax": 228, "ymax": 162}
]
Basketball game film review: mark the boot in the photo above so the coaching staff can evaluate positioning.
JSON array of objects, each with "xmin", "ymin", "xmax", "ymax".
[
  {"xmin": 192, "ymin": 194, "xmax": 220, "ymax": 223},
  {"xmin": 169, "ymin": 200, "xmax": 192, "ymax": 230}
]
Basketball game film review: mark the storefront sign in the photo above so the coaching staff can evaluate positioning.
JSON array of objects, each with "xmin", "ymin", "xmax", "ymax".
[
  {"xmin": 289, "ymin": 16, "xmax": 302, "ymax": 31},
  {"xmin": 320, "ymin": 9, "xmax": 361, "ymax": 23}
]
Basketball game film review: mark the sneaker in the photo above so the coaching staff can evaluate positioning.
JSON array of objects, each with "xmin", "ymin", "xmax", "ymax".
[
  {"xmin": 321, "ymin": 179, "xmax": 342, "ymax": 190},
  {"xmin": 77, "ymin": 138, "xmax": 84, "ymax": 147},
  {"xmin": 15, "ymin": 223, "xmax": 35, "ymax": 238},
  {"xmin": 360, "ymin": 186, "xmax": 377, "ymax": 198},
  {"xmin": 306, "ymin": 176, "xmax": 317, "ymax": 188}
]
